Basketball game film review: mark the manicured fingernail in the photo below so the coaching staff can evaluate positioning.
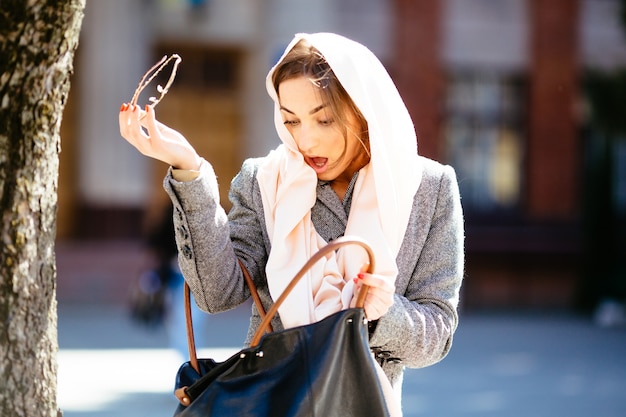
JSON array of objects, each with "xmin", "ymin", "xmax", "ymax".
[
  {"xmin": 357, "ymin": 273, "xmax": 364, "ymax": 279},
  {"xmin": 353, "ymin": 278, "xmax": 359, "ymax": 284},
  {"xmin": 145, "ymin": 104, "xmax": 149, "ymax": 112}
]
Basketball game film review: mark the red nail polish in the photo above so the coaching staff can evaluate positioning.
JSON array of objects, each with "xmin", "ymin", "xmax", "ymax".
[
  {"xmin": 357, "ymin": 273, "xmax": 364, "ymax": 279},
  {"xmin": 353, "ymin": 278, "xmax": 359, "ymax": 284}
]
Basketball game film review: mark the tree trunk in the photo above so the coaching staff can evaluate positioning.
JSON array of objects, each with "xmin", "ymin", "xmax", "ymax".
[{"xmin": 0, "ymin": 1, "xmax": 85, "ymax": 416}]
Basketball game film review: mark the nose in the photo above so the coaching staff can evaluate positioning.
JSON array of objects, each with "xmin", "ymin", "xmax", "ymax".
[{"xmin": 295, "ymin": 123, "xmax": 318, "ymax": 154}]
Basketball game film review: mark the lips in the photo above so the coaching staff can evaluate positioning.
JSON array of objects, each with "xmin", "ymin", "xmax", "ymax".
[{"xmin": 305, "ymin": 156, "xmax": 329, "ymax": 173}]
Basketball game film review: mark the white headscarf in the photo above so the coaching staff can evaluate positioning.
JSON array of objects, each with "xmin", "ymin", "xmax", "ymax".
[{"xmin": 257, "ymin": 33, "xmax": 422, "ymax": 329}]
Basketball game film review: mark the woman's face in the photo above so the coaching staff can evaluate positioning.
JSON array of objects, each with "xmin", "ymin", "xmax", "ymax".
[{"xmin": 278, "ymin": 76, "xmax": 369, "ymax": 185}]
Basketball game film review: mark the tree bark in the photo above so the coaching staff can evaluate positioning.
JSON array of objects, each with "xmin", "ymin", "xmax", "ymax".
[{"xmin": 0, "ymin": 1, "xmax": 85, "ymax": 416}]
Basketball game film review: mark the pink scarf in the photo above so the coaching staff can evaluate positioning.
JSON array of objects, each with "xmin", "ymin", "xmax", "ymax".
[{"xmin": 257, "ymin": 33, "xmax": 422, "ymax": 329}]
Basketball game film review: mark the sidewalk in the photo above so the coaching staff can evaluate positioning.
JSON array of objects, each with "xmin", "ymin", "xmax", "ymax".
[{"xmin": 57, "ymin": 302, "xmax": 626, "ymax": 417}]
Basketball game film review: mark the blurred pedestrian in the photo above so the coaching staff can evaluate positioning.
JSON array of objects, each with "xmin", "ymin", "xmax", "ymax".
[{"xmin": 130, "ymin": 203, "xmax": 208, "ymax": 359}]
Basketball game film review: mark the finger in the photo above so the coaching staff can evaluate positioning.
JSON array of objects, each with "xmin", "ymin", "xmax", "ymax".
[
  {"xmin": 126, "ymin": 105, "xmax": 146, "ymax": 138},
  {"xmin": 119, "ymin": 103, "xmax": 139, "ymax": 144},
  {"xmin": 142, "ymin": 105, "xmax": 159, "ymax": 138},
  {"xmin": 365, "ymin": 286, "xmax": 394, "ymax": 308},
  {"xmin": 124, "ymin": 105, "xmax": 154, "ymax": 153},
  {"xmin": 363, "ymin": 291, "xmax": 390, "ymax": 320},
  {"xmin": 356, "ymin": 273, "xmax": 395, "ymax": 293},
  {"xmin": 139, "ymin": 105, "xmax": 176, "ymax": 145},
  {"xmin": 132, "ymin": 104, "xmax": 150, "ymax": 137},
  {"xmin": 118, "ymin": 104, "xmax": 128, "ymax": 132},
  {"xmin": 361, "ymin": 278, "xmax": 394, "ymax": 306},
  {"xmin": 361, "ymin": 294, "xmax": 380, "ymax": 320},
  {"xmin": 352, "ymin": 276, "xmax": 370, "ymax": 307}
]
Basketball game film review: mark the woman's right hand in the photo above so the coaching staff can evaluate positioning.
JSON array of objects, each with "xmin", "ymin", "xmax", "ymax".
[{"xmin": 119, "ymin": 103, "xmax": 202, "ymax": 171}]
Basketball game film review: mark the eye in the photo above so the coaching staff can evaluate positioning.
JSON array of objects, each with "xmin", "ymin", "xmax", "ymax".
[
  {"xmin": 283, "ymin": 120, "xmax": 299, "ymax": 126},
  {"xmin": 319, "ymin": 118, "xmax": 334, "ymax": 126}
]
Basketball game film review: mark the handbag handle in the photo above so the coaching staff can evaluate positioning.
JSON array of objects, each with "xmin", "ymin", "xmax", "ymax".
[
  {"xmin": 250, "ymin": 236, "xmax": 375, "ymax": 347},
  {"xmin": 184, "ymin": 259, "xmax": 271, "ymax": 374}
]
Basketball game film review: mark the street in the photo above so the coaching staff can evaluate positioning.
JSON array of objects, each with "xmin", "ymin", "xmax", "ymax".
[{"xmin": 58, "ymin": 302, "xmax": 626, "ymax": 417}]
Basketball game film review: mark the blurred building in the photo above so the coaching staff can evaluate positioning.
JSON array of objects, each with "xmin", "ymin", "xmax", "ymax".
[{"xmin": 58, "ymin": 0, "xmax": 626, "ymax": 311}]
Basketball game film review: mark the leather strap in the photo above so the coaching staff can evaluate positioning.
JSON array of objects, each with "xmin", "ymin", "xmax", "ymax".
[
  {"xmin": 184, "ymin": 259, "xmax": 271, "ymax": 374},
  {"xmin": 184, "ymin": 236, "xmax": 375, "ymax": 371},
  {"xmin": 238, "ymin": 259, "xmax": 272, "ymax": 333},
  {"xmin": 250, "ymin": 236, "xmax": 374, "ymax": 347},
  {"xmin": 184, "ymin": 284, "xmax": 200, "ymax": 374}
]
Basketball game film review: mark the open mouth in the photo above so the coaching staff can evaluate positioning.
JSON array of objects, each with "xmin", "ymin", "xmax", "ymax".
[{"xmin": 305, "ymin": 156, "xmax": 329, "ymax": 173}]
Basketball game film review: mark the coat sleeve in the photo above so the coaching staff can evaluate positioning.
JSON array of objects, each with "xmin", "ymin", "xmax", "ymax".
[
  {"xmin": 163, "ymin": 158, "xmax": 266, "ymax": 313},
  {"xmin": 369, "ymin": 164, "xmax": 465, "ymax": 370}
]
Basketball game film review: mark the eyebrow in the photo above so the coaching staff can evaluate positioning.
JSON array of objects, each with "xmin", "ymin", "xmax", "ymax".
[{"xmin": 279, "ymin": 104, "xmax": 327, "ymax": 116}]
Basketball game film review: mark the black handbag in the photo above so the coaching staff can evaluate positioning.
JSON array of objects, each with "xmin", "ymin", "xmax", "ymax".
[{"xmin": 172, "ymin": 236, "xmax": 391, "ymax": 417}]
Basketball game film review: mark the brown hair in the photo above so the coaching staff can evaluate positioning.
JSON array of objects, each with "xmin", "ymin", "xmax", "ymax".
[{"xmin": 272, "ymin": 39, "xmax": 369, "ymax": 151}]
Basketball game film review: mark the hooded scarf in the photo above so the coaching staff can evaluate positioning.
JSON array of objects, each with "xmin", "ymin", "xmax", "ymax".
[{"xmin": 257, "ymin": 32, "xmax": 422, "ymax": 329}]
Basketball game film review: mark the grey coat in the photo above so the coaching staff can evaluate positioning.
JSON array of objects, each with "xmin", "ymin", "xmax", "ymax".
[{"xmin": 163, "ymin": 155, "xmax": 464, "ymax": 393}]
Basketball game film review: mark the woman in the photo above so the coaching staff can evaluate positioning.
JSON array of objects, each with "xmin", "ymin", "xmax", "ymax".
[{"xmin": 119, "ymin": 32, "xmax": 464, "ymax": 412}]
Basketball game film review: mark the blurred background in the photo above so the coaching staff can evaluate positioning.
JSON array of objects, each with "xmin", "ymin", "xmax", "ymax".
[{"xmin": 54, "ymin": 0, "xmax": 626, "ymax": 416}]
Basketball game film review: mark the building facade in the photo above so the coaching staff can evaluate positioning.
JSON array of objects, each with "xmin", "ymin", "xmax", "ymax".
[{"xmin": 58, "ymin": 0, "xmax": 626, "ymax": 310}]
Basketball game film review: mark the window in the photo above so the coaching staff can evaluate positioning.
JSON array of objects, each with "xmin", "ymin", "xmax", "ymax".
[{"xmin": 445, "ymin": 72, "xmax": 526, "ymax": 219}]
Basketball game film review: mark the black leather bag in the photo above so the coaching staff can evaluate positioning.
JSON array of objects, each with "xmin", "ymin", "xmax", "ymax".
[{"xmin": 172, "ymin": 236, "xmax": 390, "ymax": 417}]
